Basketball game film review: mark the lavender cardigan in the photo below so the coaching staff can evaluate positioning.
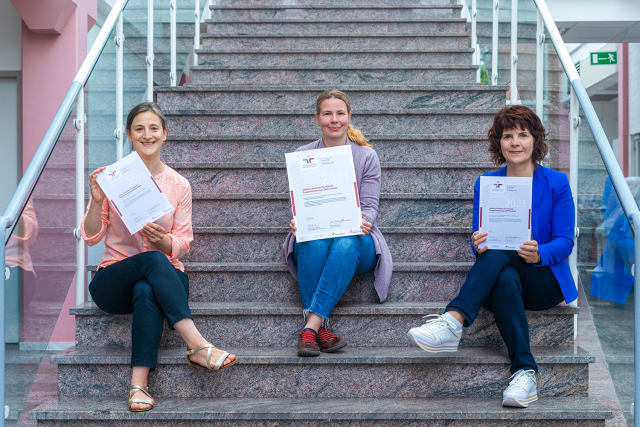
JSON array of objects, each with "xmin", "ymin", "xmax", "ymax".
[{"xmin": 281, "ymin": 138, "xmax": 393, "ymax": 302}]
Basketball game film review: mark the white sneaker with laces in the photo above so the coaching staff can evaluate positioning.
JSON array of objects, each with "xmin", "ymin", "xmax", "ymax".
[
  {"xmin": 406, "ymin": 314, "xmax": 462, "ymax": 352},
  {"xmin": 502, "ymin": 369, "xmax": 537, "ymax": 407}
]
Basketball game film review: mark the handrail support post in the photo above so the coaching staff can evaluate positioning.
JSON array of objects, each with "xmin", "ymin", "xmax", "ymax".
[
  {"xmin": 536, "ymin": 9, "xmax": 544, "ymax": 119},
  {"xmin": 510, "ymin": 0, "xmax": 518, "ymax": 103},
  {"xmin": 116, "ymin": 11, "xmax": 124, "ymax": 161},
  {"xmin": 75, "ymin": 89, "xmax": 85, "ymax": 307},
  {"xmin": 568, "ymin": 84, "xmax": 579, "ymax": 309},
  {"xmin": 492, "ymin": 0, "xmax": 499, "ymax": 85},
  {"xmin": 146, "ymin": 0, "xmax": 154, "ymax": 101},
  {"xmin": 170, "ymin": 0, "xmax": 177, "ymax": 86}
]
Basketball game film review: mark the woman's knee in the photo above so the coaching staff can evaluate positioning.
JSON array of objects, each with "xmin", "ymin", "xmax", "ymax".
[
  {"xmin": 331, "ymin": 235, "xmax": 359, "ymax": 254},
  {"xmin": 493, "ymin": 267, "xmax": 522, "ymax": 300}
]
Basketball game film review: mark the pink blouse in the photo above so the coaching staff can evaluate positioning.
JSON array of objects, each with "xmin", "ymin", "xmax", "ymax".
[{"xmin": 80, "ymin": 165, "xmax": 193, "ymax": 271}]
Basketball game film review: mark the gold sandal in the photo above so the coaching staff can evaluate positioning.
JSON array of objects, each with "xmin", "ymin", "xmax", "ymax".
[
  {"xmin": 186, "ymin": 343, "xmax": 238, "ymax": 371},
  {"xmin": 128, "ymin": 384, "xmax": 155, "ymax": 412}
]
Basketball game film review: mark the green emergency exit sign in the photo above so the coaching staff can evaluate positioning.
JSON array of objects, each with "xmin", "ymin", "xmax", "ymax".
[{"xmin": 591, "ymin": 52, "xmax": 617, "ymax": 65}]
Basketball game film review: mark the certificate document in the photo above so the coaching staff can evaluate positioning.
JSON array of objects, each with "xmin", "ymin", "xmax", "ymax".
[
  {"xmin": 96, "ymin": 152, "xmax": 174, "ymax": 235},
  {"xmin": 478, "ymin": 176, "xmax": 533, "ymax": 250},
  {"xmin": 285, "ymin": 145, "xmax": 363, "ymax": 242}
]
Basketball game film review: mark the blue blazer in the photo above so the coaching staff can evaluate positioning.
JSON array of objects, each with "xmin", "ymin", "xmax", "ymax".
[{"xmin": 472, "ymin": 165, "xmax": 578, "ymax": 304}]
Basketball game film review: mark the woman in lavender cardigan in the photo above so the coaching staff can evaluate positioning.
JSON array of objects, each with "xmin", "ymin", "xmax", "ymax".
[{"xmin": 282, "ymin": 90, "xmax": 393, "ymax": 357}]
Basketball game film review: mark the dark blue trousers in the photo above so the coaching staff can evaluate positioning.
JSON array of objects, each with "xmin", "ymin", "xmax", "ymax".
[
  {"xmin": 445, "ymin": 249, "xmax": 565, "ymax": 373},
  {"xmin": 89, "ymin": 251, "xmax": 192, "ymax": 370}
]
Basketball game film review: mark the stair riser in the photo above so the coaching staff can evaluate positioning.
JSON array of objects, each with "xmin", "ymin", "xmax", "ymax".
[
  {"xmin": 27, "ymin": 234, "xmax": 76, "ymax": 264},
  {"xmin": 84, "ymin": 91, "xmax": 149, "ymax": 112},
  {"xmin": 191, "ymin": 199, "xmax": 473, "ymax": 228},
  {"xmin": 192, "ymin": 68, "xmax": 478, "ymax": 85},
  {"xmin": 209, "ymin": 9, "xmax": 461, "ymax": 21},
  {"xmin": 157, "ymin": 90, "xmax": 505, "ymax": 114},
  {"xmin": 206, "ymin": 21, "xmax": 466, "ymax": 36},
  {"xmin": 196, "ymin": 51, "xmax": 473, "ymax": 67},
  {"xmin": 216, "ymin": 0, "xmax": 458, "ymax": 5},
  {"xmin": 476, "ymin": 22, "xmax": 537, "ymax": 39},
  {"xmin": 33, "ymin": 421, "xmax": 606, "ymax": 427},
  {"xmin": 183, "ymin": 232, "xmax": 473, "ymax": 263},
  {"xmin": 90, "ymin": 69, "xmax": 171, "ymax": 86},
  {"xmin": 183, "ymin": 270, "xmax": 469, "ymax": 303},
  {"xmin": 122, "ymin": 36, "xmax": 195, "ymax": 52},
  {"xmin": 123, "ymin": 22, "xmax": 195, "ymax": 37},
  {"xmin": 57, "ymin": 362, "xmax": 586, "ymax": 398},
  {"xmin": 201, "ymin": 36, "xmax": 468, "ymax": 51},
  {"xmin": 96, "ymin": 52, "xmax": 190, "ymax": 68},
  {"xmin": 496, "ymin": 69, "xmax": 565, "ymax": 86},
  {"xmin": 121, "ymin": 9, "xmax": 199, "ymax": 22},
  {"xmin": 163, "ymin": 114, "xmax": 498, "ymax": 138}
]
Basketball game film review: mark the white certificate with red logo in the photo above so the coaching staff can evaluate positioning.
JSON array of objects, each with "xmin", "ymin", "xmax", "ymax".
[
  {"xmin": 478, "ymin": 176, "xmax": 532, "ymax": 250},
  {"xmin": 96, "ymin": 152, "xmax": 173, "ymax": 235},
  {"xmin": 285, "ymin": 145, "xmax": 363, "ymax": 242}
]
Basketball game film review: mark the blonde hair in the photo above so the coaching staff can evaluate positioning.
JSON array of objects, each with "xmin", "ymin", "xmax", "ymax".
[{"xmin": 315, "ymin": 89, "xmax": 372, "ymax": 148}]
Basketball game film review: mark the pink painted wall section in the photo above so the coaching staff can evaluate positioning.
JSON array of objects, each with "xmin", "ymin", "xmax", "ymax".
[
  {"xmin": 618, "ymin": 43, "xmax": 629, "ymax": 176},
  {"xmin": 16, "ymin": 0, "xmax": 97, "ymax": 345}
]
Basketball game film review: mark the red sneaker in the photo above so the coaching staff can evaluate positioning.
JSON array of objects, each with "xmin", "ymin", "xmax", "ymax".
[
  {"xmin": 317, "ymin": 328, "xmax": 347, "ymax": 353},
  {"xmin": 297, "ymin": 329, "xmax": 320, "ymax": 357}
]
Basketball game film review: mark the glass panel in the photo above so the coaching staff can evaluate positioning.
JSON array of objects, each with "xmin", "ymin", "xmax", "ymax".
[
  {"xmin": 4, "ymin": 102, "xmax": 78, "ymax": 424},
  {"xmin": 578, "ymin": 102, "xmax": 636, "ymax": 423}
]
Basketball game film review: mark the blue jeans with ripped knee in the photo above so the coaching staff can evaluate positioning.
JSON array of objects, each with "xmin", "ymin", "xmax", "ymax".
[{"xmin": 293, "ymin": 235, "xmax": 378, "ymax": 322}]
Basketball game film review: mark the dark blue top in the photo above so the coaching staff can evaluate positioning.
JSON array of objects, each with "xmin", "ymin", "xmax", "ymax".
[{"xmin": 472, "ymin": 165, "xmax": 578, "ymax": 304}]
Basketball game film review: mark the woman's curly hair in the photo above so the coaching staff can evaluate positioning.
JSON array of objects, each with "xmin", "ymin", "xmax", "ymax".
[{"xmin": 487, "ymin": 105, "xmax": 548, "ymax": 167}]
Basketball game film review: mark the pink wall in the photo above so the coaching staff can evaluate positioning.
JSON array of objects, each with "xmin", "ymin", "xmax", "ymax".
[{"xmin": 14, "ymin": 0, "xmax": 96, "ymax": 344}]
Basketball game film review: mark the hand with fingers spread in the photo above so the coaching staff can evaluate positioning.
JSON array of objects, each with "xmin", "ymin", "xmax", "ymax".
[
  {"xmin": 517, "ymin": 240, "xmax": 541, "ymax": 264},
  {"xmin": 360, "ymin": 214, "xmax": 372, "ymax": 236},
  {"xmin": 472, "ymin": 231, "xmax": 489, "ymax": 255}
]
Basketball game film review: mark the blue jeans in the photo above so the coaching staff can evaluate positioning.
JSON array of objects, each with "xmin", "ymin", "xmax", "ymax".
[
  {"xmin": 89, "ymin": 251, "xmax": 192, "ymax": 370},
  {"xmin": 293, "ymin": 235, "xmax": 378, "ymax": 322},
  {"xmin": 445, "ymin": 249, "xmax": 565, "ymax": 373}
]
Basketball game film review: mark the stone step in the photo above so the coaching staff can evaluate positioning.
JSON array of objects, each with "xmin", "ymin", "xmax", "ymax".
[
  {"xmin": 123, "ymin": 21, "xmax": 195, "ymax": 37},
  {"xmin": 155, "ymin": 133, "xmax": 590, "ymax": 165},
  {"xmin": 189, "ymin": 193, "xmax": 473, "ymax": 228},
  {"xmin": 121, "ymin": 7, "xmax": 202, "ymax": 22},
  {"xmin": 160, "ymin": 110, "xmax": 498, "ymax": 138},
  {"xmin": 200, "ymin": 34, "xmax": 470, "ymax": 50},
  {"xmin": 194, "ymin": 49, "xmax": 475, "ymax": 67},
  {"xmin": 29, "ymin": 396, "xmax": 613, "ymax": 426},
  {"xmin": 89, "ymin": 261, "xmax": 473, "ymax": 303},
  {"xmin": 95, "ymin": 51, "xmax": 191, "ymax": 68},
  {"xmin": 216, "ymin": 0, "xmax": 458, "ymax": 5},
  {"xmin": 155, "ymin": 84, "xmax": 508, "ymax": 112},
  {"xmin": 52, "ymin": 346, "xmax": 587, "ymax": 398},
  {"xmin": 206, "ymin": 18, "xmax": 467, "ymax": 36},
  {"xmin": 208, "ymin": 5, "xmax": 464, "ymax": 21},
  {"xmin": 115, "ymin": 33, "xmax": 196, "ymax": 52},
  {"xmin": 72, "ymin": 301, "xmax": 576, "ymax": 348},
  {"xmin": 89, "ymin": 67, "xmax": 175, "ymax": 86}
]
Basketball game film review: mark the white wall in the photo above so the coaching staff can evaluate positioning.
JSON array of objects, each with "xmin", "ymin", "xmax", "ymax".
[{"xmin": 0, "ymin": 0, "xmax": 22, "ymax": 71}]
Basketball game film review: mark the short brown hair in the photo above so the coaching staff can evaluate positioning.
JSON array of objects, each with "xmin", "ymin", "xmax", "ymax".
[{"xmin": 487, "ymin": 105, "xmax": 548, "ymax": 167}]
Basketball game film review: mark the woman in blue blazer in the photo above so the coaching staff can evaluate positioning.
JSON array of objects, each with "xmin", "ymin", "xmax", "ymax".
[{"xmin": 407, "ymin": 105, "xmax": 577, "ymax": 408}]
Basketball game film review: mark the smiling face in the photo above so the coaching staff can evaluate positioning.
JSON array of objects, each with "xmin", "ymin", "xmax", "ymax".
[
  {"xmin": 500, "ymin": 125, "xmax": 535, "ymax": 169},
  {"xmin": 316, "ymin": 98, "xmax": 351, "ymax": 142},
  {"xmin": 127, "ymin": 111, "xmax": 167, "ymax": 161}
]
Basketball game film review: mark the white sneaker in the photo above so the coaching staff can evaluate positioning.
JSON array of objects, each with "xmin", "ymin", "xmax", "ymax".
[
  {"xmin": 502, "ymin": 369, "xmax": 538, "ymax": 407},
  {"xmin": 406, "ymin": 314, "xmax": 462, "ymax": 353}
]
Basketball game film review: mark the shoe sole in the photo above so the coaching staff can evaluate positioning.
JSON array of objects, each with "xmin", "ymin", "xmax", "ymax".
[
  {"xmin": 502, "ymin": 394, "xmax": 538, "ymax": 408},
  {"xmin": 297, "ymin": 349, "xmax": 321, "ymax": 357},
  {"xmin": 406, "ymin": 331, "xmax": 460, "ymax": 353},
  {"xmin": 320, "ymin": 341, "xmax": 348, "ymax": 353}
]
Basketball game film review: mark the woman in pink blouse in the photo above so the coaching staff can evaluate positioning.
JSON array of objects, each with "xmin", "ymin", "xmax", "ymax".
[{"xmin": 81, "ymin": 102, "xmax": 237, "ymax": 412}]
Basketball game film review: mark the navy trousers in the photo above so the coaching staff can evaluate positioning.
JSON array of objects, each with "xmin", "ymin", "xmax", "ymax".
[
  {"xmin": 445, "ymin": 249, "xmax": 565, "ymax": 373},
  {"xmin": 89, "ymin": 251, "xmax": 192, "ymax": 370}
]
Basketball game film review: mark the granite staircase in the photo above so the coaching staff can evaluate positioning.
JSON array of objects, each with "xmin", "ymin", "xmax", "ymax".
[{"xmin": 31, "ymin": 0, "xmax": 612, "ymax": 425}]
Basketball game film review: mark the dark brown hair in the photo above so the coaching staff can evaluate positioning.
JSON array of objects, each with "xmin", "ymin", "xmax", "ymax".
[
  {"xmin": 487, "ymin": 105, "xmax": 548, "ymax": 167},
  {"xmin": 126, "ymin": 102, "xmax": 168, "ymax": 132}
]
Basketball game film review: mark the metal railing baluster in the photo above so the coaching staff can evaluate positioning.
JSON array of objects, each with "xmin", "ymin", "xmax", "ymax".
[
  {"xmin": 116, "ymin": 12, "xmax": 124, "ymax": 160},
  {"xmin": 536, "ymin": 10, "xmax": 544, "ymax": 118},
  {"xmin": 472, "ymin": 0, "xmax": 479, "ymax": 83},
  {"xmin": 75, "ymin": 88, "xmax": 85, "ymax": 306},
  {"xmin": 510, "ymin": 0, "xmax": 518, "ymax": 103},
  {"xmin": 492, "ymin": 0, "xmax": 499, "ymax": 85},
  {"xmin": 147, "ymin": 0, "xmax": 154, "ymax": 101},
  {"xmin": 194, "ymin": 0, "xmax": 200, "ymax": 67},
  {"xmin": 170, "ymin": 0, "xmax": 177, "ymax": 86}
]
